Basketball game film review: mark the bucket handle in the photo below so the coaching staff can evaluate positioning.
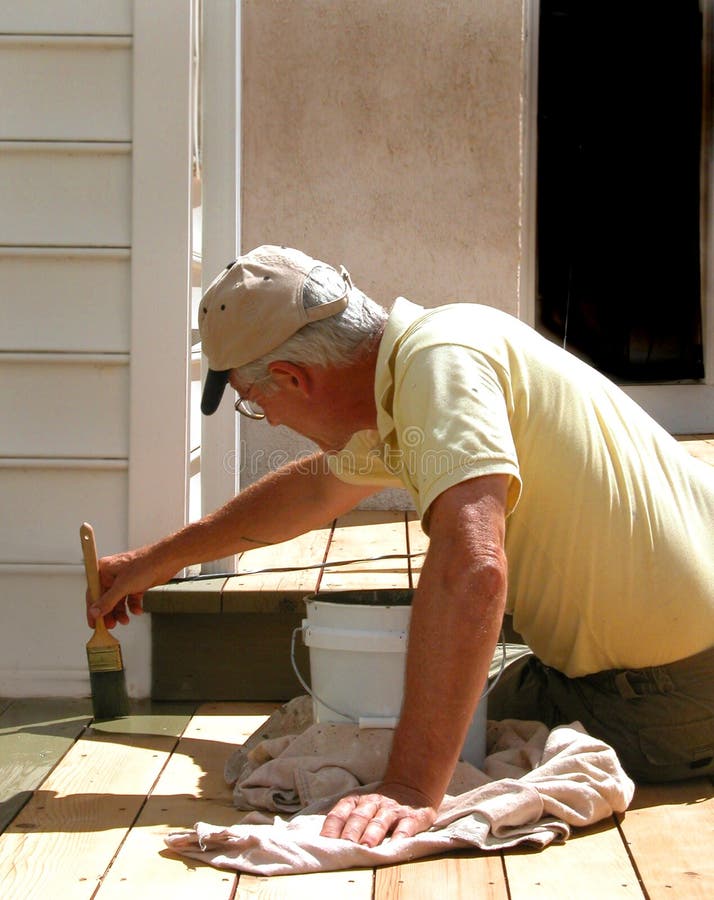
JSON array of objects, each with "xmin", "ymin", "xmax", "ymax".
[
  {"xmin": 291, "ymin": 626, "xmax": 359, "ymax": 723},
  {"xmin": 290, "ymin": 626, "xmax": 508, "ymax": 726}
]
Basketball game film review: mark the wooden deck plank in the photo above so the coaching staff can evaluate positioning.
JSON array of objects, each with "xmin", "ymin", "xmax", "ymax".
[
  {"xmin": 236, "ymin": 869, "xmax": 374, "ymax": 898},
  {"xmin": 87, "ymin": 701, "xmax": 197, "ymax": 739},
  {"xmin": 618, "ymin": 779, "xmax": 714, "ymax": 899},
  {"xmin": 676, "ymin": 434, "xmax": 714, "ymax": 466},
  {"xmin": 96, "ymin": 702, "xmax": 277, "ymax": 899},
  {"xmin": 3, "ymin": 704, "xmax": 711, "ymax": 900},
  {"xmin": 0, "ymin": 703, "xmax": 194, "ymax": 900},
  {"xmin": 0, "ymin": 697, "xmax": 92, "ymax": 833},
  {"xmin": 375, "ymin": 852, "xmax": 507, "ymax": 900},
  {"xmin": 503, "ymin": 819, "xmax": 642, "ymax": 899},
  {"xmin": 222, "ymin": 525, "xmax": 333, "ymax": 612},
  {"xmin": 320, "ymin": 510, "xmax": 410, "ymax": 592},
  {"xmin": 99, "ymin": 702, "xmax": 373, "ymax": 900},
  {"xmin": 144, "ymin": 576, "xmax": 227, "ymax": 614}
]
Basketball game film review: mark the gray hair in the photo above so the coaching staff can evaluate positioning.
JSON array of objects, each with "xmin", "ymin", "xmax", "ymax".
[{"xmin": 236, "ymin": 265, "xmax": 387, "ymax": 388}]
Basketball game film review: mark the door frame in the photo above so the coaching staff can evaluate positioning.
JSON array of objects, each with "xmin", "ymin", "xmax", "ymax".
[{"xmin": 520, "ymin": 0, "xmax": 714, "ymax": 433}]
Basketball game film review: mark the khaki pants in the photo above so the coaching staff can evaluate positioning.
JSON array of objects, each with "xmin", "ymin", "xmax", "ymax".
[{"xmin": 487, "ymin": 644, "xmax": 714, "ymax": 783}]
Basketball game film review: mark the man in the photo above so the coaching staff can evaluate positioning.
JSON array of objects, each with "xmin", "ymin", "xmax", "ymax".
[{"xmin": 89, "ymin": 245, "xmax": 714, "ymax": 847}]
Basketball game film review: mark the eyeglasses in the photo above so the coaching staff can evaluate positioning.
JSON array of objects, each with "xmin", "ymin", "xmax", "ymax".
[{"xmin": 234, "ymin": 392, "xmax": 265, "ymax": 420}]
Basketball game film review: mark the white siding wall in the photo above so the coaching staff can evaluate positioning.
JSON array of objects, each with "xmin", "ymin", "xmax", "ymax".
[{"xmin": 0, "ymin": 1, "xmax": 194, "ymax": 698}]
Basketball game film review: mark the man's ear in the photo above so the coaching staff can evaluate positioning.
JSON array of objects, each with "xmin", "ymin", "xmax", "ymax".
[{"xmin": 267, "ymin": 360, "xmax": 311, "ymax": 396}]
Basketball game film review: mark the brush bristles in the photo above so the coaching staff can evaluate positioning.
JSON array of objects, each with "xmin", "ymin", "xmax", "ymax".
[{"xmin": 89, "ymin": 668, "xmax": 130, "ymax": 720}]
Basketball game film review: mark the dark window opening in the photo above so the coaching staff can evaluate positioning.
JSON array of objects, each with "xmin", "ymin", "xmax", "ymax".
[{"xmin": 537, "ymin": 1, "xmax": 705, "ymax": 382}]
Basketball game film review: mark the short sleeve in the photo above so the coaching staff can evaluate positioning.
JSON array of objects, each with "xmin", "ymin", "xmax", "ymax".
[
  {"xmin": 326, "ymin": 430, "xmax": 404, "ymax": 488},
  {"xmin": 390, "ymin": 344, "xmax": 522, "ymax": 523}
]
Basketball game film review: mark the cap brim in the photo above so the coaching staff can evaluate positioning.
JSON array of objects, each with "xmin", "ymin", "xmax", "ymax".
[{"xmin": 201, "ymin": 368, "xmax": 230, "ymax": 415}]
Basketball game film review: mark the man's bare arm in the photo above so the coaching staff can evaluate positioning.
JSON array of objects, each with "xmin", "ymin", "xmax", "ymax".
[
  {"xmin": 321, "ymin": 473, "xmax": 509, "ymax": 845},
  {"xmin": 88, "ymin": 453, "xmax": 377, "ymax": 627}
]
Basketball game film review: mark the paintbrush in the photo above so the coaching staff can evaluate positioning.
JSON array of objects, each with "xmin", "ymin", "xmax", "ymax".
[{"xmin": 80, "ymin": 522, "xmax": 130, "ymax": 720}]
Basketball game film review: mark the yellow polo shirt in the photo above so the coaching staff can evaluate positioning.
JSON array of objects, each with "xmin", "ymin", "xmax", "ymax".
[{"xmin": 328, "ymin": 298, "xmax": 714, "ymax": 676}]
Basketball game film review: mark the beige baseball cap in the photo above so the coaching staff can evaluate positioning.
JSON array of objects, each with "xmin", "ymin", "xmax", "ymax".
[{"xmin": 199, "ymin": 245, "xmax": 351, "ymax": 415}]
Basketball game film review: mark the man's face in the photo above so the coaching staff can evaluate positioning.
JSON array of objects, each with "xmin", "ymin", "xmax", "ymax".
[{"xmin": 229, "ymin": 370, "xmax": 357, "ymax": 453}]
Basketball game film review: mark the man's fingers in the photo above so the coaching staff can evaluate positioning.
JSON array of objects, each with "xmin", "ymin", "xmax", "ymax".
[
  {"xmin": 319, "ymin": 813, "xmax": 346, "ymax": 840},
  {"xmin": 87, "ymin": 596, "xmax": 122, "ymax": 628},
  {"xmin": 357, "ymin": 811, "xmax": 401, "ymax": 847},
  {"xmin": 320, "ymin": 793, "xmax": 430, "ymax": 847},
  {"xmin": 390, "ymin": 814, "xmax": 424, "ymax": 841},
  {"xmin": 107, "ymin": 600, "xmax": 130, "ymax": 627},
  {"xmin": 320, "ymin": 797, "xmax": 376, "ymax": 841},
  {"xmin": 87, "ymin": 589, "xmax": 118, "ymax": 624},
  {"xmin": 127, "ymin": 593, "xmax": 145, "ymax": 616},
  {"xmin": 86, "ymin": 583, "xmax": 141, "ymax": 629},
  {"xmin": 84, "ymin": 549, "xmax": 158, "ymax": 630},
  {"xmin": 339, "ymin": 802, "xmax": 392, "ymax": 846}
]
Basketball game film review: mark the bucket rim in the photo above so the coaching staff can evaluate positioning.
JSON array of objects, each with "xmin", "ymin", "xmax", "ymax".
[{"xmin": 304, "ymin": 589, "xmax": 413, "ymax": 607}]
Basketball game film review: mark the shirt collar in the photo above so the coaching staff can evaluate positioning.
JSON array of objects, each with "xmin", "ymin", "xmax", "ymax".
[{"xmin": 374, "ymin": 297, "xmax": 425, "ymax": 441}]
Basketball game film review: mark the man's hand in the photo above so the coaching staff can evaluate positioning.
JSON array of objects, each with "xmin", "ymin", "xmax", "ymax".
[
  {"xmin": 85, "ymin": 549, "xmax": 178, "ymax": 629},
  {"xmin": 320, "ymin": 782, "xmax": 437, "ymax": 846}
]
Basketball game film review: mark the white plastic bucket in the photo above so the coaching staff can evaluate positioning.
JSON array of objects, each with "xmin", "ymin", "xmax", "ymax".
[{"xmin": 294, "ymin": 590, "xmax": 492, "ymax": 769}]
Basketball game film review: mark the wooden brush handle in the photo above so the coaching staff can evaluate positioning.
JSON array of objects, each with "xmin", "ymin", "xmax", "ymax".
[
  {"xmin": 80, "ymin": 522, "xmax": 103, "ymax": 609},
  {"xmin": 81, "ymin": 523, "xmax": 117, "ymax": 649}
]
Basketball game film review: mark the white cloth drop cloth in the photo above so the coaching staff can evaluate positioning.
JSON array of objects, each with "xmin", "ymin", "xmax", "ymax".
[{"xmin": 165, "ymin": 717, "xmax": 635, "ymax": 876}]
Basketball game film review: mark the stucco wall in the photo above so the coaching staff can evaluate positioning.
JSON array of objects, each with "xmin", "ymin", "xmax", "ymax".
[{"xmin": 240, "ymin": 0, "xmax": 527, "ymax": 493}]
